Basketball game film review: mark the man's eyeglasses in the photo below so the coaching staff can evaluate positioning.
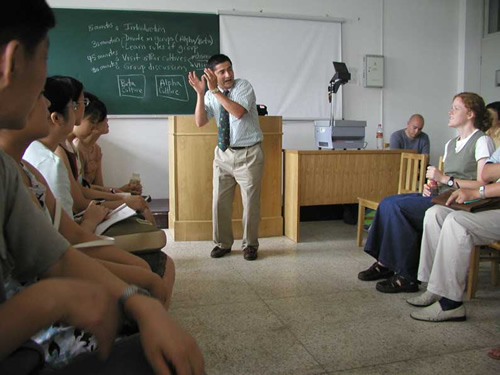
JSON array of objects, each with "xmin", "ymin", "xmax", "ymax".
[{"xmin": 72, "ymin": 97, "xmax": 90, "ymax": 110}]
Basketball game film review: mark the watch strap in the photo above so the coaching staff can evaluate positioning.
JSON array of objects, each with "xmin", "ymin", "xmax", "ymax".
[
  {"xmin": 447, "ymin": 176, "xmax": 455, "ymax": 187},
  {"xmin": 479, "ymin": 185, "xmax": 486, "ymax": 199},
  {"xmin": 210, "ymin": 87, "xmax": 220, "ymax": 94},
  {"xmin": 118, "ymin": 284, "xmax": 151, "ymax": 324}
]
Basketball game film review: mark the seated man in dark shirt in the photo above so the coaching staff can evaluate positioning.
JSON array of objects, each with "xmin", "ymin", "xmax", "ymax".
[{"xmin": 389, "ymin": 114, "xmax": 430, "ymax": 154}]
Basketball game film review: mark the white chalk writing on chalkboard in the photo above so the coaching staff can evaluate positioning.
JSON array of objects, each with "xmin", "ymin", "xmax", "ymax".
[
  {"xmin": 84, "ymin": 20, "xmax": 214, "ymax": 101},
  {"xmin": 49, "ymin": 9, "xmax": 219, "ymax": 114},
  {"xmin": 155, "ymin": 75, "xmax": 189, "ymax": 102},
  {"xmin": 117, "ymin": 75, "xmax": 146, "ymax": 98}
]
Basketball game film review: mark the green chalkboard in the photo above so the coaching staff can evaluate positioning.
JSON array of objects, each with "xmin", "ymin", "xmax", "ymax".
[{"xmin": 48, "ymin": 9, "xmax": 219, "ymax": 115}]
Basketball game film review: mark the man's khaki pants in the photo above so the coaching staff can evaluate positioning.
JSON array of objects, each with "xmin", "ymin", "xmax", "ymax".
[
  {"xmin": 212, "ymin": 143, "xmax": 264, "ymax": 250},
  {"xmin": 418, "ymin": 205, "xmax": 500, "ymax": 301}
]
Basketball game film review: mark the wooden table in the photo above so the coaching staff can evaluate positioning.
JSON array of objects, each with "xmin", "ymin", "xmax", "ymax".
[{"xmin": 283, "ymin": 149, "xmax": 408, "ymax": 242}]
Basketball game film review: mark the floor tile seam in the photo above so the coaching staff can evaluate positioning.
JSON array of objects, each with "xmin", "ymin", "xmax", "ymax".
[
  {"xmin": 168, "ymin": 297, "xmax": 265, "ymax": 311},
  {"xmin": 347, "ymin": 252, "xmax": 374, "ymax": 264},
  {"xmin": 254, "ymin": 290, "xmax": 340, "ymax": 302},
  {"xmin": 259, "ymin": 293, "xmax": 444, "ymax": 331},
  {"xmin": 467, "ymin": 321, "xmax": 500, "ymax": 339},
  {"xmin": 199, "ymin": 261, "xmax": 272, "ymax": 307},
  {"xmin": 258, "ymin": 294, "xmax": 423, "ymax": 319},
  {"xmin": 258, "ymin": 288, "xmax": 375, "ymax": 303},
  {"xmin": 395, "ymin": 346, "xmax": 499, "ymax": 362},
  {"xmin": 323, "ymin": 346, "xmax": 498, "ymax": 374},
  {"xmin": 258, "ymin": 297, "xmax": 329, "ymax": 374},
  {"xmin": 169, "ymin": 297, "xmax": 500, "ymax": 325},
  {"xmin": 228, "ymin": 263, "xmax": 301, "ymax": 305}
]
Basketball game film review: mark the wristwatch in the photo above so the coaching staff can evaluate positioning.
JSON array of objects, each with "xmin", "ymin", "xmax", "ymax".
[
  {"xmin": 447, "ymin": 176, "xmax": 455, "ymax": 188},
  {"xmin": 479, "ymin": 185, "xmax": 486, "ymax": 199},
  {"xmin": 210, "ymin": 87, "xmax": 220, "ymax": 94},
  {"xmin": 118, "ymin": 284, "xmax": 151, "ymax": 323}
]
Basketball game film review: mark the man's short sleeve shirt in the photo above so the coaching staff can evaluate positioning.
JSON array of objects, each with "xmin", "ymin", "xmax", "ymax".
[{"xmin": 204, "ymin": 78, "xmax": 263, "ymax": 147}]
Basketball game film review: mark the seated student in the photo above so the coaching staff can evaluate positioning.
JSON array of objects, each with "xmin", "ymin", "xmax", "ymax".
[
  {"xmin": 52, "ymin": 75, "xmax": 85, "ymax": 181},
  {"xmin": 0, "ymin": 91, "xmax": 174, "ymax": 310},
  {"xmin": 408, "ymin": 146, "xmax": 500, "ymax": 322},
  {"xmin": 389, "ymin": 114, "xmax": 430, "ymax": 154},
  {"xmin": 52, "ymin": 76, "xmax": 134, "ymax": 192},
  {"xmin": 73, "ymin": 91, "xmax": 142, "ymax": 195},
  {"xmin": 486, "ymin": 101, "xmax": 500, "ymax": 148},
  {"xmin": 20, "ymin": 77, "xmax": 172, "ymax": 287},
  {"xmin": 0, "ymin": 1, "xmax": 204, "ymax": 374},
  {"xmin": 21, "ymin": 77, "xmax": 103, "ymax": 230},
  {"xmin": 358, "ymin": 93, "xmax": 495, "ymax": 293},
  {"xmin": 23, "ymin": 77, "xmax": 152, "ymax": 223},
  {"xmin": 48, "ymin": 76, "xmax": 155, "ymax": 223},
  {"xmin": 0, "ymin": 93, "xmax": 175, "ymax": 366}
]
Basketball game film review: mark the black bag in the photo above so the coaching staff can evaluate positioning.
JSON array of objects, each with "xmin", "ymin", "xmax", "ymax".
[{"xmin": 0, "ymin": 340, "xmax": 45, "ymax": 375}]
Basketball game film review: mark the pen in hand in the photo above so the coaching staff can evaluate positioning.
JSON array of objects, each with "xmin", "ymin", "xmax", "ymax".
[{"xmin": 464, "ymin": 198, "xmax": 481, "ymax": 204}]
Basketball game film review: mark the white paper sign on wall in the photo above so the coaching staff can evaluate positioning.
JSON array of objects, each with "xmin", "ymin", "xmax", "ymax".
[{"xmin": 363, "ymin": 55, "xmax": 384, "ymax": 88}]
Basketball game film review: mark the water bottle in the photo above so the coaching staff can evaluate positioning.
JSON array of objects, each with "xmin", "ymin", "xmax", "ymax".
[
  {"xmin": 428, "ymin": 179, "xmax": 438, "ymax": 197},
  {"xmin": 376, "ymin": 123, "xmax": 384, "ymax": 149},
  {"xmin": 129, "ymin": 172, "xmax": 141, "ymax": 195}
]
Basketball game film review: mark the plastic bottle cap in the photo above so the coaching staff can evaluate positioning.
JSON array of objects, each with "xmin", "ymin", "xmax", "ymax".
[{"xmin": 130, "ymin": 173, "xmax": 140, "ymax": 183}]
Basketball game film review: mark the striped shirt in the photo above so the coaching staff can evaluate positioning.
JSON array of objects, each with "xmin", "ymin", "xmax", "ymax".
[{"xmin": 204, "ymin": 78, "xmax": 263, "ymax": 147}]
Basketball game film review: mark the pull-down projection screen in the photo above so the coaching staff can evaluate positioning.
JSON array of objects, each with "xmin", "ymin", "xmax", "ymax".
[{"xmin": 220, "ymin": 14, "xmax": 343, "ymax": 120}]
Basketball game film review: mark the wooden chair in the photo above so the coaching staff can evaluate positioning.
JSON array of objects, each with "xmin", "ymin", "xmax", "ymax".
[
  {"xmin": 357, "ymin": 152, "xmax": 429, "ymax": 246},
  {"xmin": 467, "ymin": 242, "xmax": 500, "ymax": 299},
  {"xmin": 438, "ymin": 155, "xmax": 444, "ymax": 172}
]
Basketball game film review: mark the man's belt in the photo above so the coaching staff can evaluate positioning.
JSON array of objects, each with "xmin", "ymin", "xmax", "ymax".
[{"xmin": 229, "ymin": 142, "xmax": 260, "ymax": 150}]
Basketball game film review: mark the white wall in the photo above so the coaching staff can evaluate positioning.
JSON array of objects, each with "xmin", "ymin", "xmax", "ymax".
[
  {"xmin": 481, "ymin": 33, "xmax": 500, "ymax": 103},
  {"xmin": 383, "ymin": 0, "xmax": 460, "ymax": 166},
  {"xmin": 97, "ymin": 118, "xmax": 168, "ymax": 192},
  {"xmin": 47, "ymin": 0, "xmax": 479, "ymax": 198},
  {"xmin": 458, "ymin": 0, "xmax": 483, "ymax": 94}
]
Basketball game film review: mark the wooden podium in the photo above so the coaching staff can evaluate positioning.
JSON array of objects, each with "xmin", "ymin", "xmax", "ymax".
[{"xmin": 168, "ymin": 115, "xmax": 283, "ymax": 241}]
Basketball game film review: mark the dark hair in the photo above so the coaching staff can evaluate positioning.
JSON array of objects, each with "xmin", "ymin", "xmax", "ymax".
[
  {"xmin": 453, "ymin": 92, "xmax": 492, "ymax": 132},
  {"xmin": 51, "ymin": 76, "xmax": 84, "ymax": 101},
  {"xmin": 1, "ymin": 1, "xmax": 55, "ymax": 55},
  {"xmin": 44, "ymin": 77, "xmax": 73, "ymax": 118},
  {"xmin": 206, "ymin": 54, "xmax": 232, "ymax": 71},
  {"xmin": 83, "ymin": 92, "xmax": 107, "ymax": 123},
  {"xmin": 486, "ymin": 102, "xmax": 500, "ymax": 116}
]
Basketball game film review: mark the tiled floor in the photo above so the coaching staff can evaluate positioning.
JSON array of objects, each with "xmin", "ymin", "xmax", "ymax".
[{"xmin": 164, "ymin": 221, "xmax": 500, "ymax": 375}]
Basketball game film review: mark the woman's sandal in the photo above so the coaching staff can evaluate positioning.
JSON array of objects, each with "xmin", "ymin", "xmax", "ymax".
[
  {"xmin": 376, "ymin": 274, "xmax": 419, "ymax": 293},
  {"xmin": 487, "ymin": 347, "xmax": 500, "ymax": 360}
]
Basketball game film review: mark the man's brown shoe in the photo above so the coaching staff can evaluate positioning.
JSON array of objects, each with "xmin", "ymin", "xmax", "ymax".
[
  {"xmin": 243, "ymin": 247, "xmax": 258, "ymax": 261},
  {"xmin": 211, "ymin": 246, "xmax": 231, "ymax": 258}
]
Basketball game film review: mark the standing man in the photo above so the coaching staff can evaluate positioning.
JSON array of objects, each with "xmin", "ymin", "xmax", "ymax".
[
  {"xmin": 188, "ymin": 54, "xmax": 264, "ymax": 261},
  {"xmin": 389, "ymin": 114, "xmax": 430, "ymax": 154}
]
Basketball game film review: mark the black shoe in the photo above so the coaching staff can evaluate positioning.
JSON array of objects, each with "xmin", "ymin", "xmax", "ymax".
[
  {"xmin": 211, "ymin": 246, "xmax": 231, "ymax": 258},
  {"xmin": 358, "ymin": 262, "xmax": 394, "ymax": 281},
  {"xmin": 243, "ymin": 247, "xmax": 258, "ymax": 261},
  {"xmin": 376, "ymin": 274, "xmax": 419, "ymax": 293}
]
